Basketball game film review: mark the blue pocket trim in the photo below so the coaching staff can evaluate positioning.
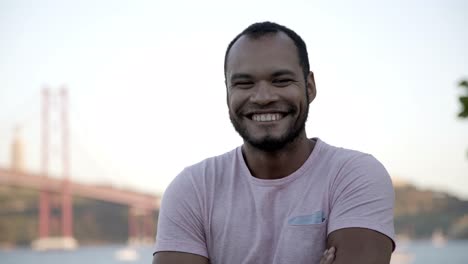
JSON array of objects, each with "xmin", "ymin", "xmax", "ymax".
[{"xmin": 288, "ymin": 211, "xmax": 325, "ymax": 225}]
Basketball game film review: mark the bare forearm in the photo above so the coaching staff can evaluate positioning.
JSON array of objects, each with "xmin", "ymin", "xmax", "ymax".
[
  {"xmin": 326, "ymin": 228, "xmax": 393, "ymax": 264},
  {"xmin": 153, "ymin": 252, "xmax": 210, "ymax": 264}
]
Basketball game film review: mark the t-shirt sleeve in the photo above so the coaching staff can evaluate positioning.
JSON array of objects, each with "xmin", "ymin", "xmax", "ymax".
[
  {"xmin": 153, "ymin": 168, "xmax": 208, "ymax": 258},
  {"xmin": 328, "ymin": 154, "xmax": 396, "ymax": 249}
]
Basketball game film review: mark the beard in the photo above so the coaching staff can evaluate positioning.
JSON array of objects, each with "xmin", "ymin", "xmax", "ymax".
[{"xmin": 229, "ymin": 98, "xmax": 309, "ymax": 152}]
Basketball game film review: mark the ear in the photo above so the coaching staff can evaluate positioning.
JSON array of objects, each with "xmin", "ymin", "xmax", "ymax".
[{"xmin": 306, "ymin": 71, "xmax": 317, "ymax": 104}]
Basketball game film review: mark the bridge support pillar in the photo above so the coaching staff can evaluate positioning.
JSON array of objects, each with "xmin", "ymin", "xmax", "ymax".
[
  {"xmin": 128, "ymin": 207, "xmax": 155, "ymax": 245},
  {"xmin": 61, "ymin": 179, "xmax": 73, "ymax": 237},
  {"xmin": 39, "ymin": 190, "xmax": 50, "ymax": 238},
  {"xmin": 33, "ymin": 186, "xmax": 77, "ymax": 251}
]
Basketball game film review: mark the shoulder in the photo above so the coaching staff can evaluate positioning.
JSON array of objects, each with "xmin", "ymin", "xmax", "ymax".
[
  {"xmin": 160, "ymin": 147, "xmax": 239, "ymax": 213},
  {"xmin": 165, "ymin": 147, "xmax": 239, "ymax": 195},
  {"xmin": 318, "ymin": 140, "xmax": 394, "ymax": 211},
  {"xmin": 318, "ymin": 139, "xmax": 390, "ymax": 183},
  {"xmin": 318, "ymin": 139, "xmax": 371, "ymax": 164},
  {"xmin": 181, "ymin": 147, "xmax": 239, "ymax": 181}
]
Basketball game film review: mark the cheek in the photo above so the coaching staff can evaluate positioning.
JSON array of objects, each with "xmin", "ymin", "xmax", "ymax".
[
  {"xmin": 283, "ymin": 88, "xmax": 307, "ymax": 108},
  {"xmin": 227, "ymin": 95, "xmax": 235, "ymax": 110},
  {"xmin": 227, "ymin": 91, "xmax": 245, "ymax": 112}
]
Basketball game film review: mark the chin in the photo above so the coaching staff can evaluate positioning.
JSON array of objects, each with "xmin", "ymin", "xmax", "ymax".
[
  {"xmin": 230, "ymin": 113, "xmax": 305, "ymax": 151},
  {"xmin": 244, "ymin": 134, "xmax": 292, "ymax": 152}
]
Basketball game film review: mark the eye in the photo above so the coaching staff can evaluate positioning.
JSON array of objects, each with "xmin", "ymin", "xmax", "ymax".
[
  {"xmin": 234, "ymin": 81, "xmax": 254, "ymax": 89},
  {"xmin": 272, "ymin": 79, "xmax": 293, "ymax": 87}
]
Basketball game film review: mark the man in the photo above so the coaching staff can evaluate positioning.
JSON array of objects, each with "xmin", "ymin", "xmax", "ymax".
[{"xmin": 153, "ymin": 22, "xmax": 395, "ymax": 264}]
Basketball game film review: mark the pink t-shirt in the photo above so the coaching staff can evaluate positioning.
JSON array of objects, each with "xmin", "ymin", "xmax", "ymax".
[{"xmin": 154, "ymin": 138, "xmax": 395, "ymax": 263}]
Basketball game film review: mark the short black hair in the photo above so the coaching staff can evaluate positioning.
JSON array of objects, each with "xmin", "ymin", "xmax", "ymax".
[{"xmin": 224, "ymin": 21, "xmax": 310, "ymax": 81}]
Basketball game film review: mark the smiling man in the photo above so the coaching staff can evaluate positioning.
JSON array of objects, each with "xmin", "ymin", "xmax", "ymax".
[{"xmin": 153, "ymin": 22, "xmax": 395, "ymax": 264}]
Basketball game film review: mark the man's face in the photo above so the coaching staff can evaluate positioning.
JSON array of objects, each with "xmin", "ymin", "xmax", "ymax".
[{"xmin": 225, "ymin": 32, "xmax": 315, "ymax": 152}]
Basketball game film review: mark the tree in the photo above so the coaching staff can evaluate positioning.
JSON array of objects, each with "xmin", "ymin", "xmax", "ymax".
[
  {"xmin": 458, "ymin": 80, "xmax": 468, "ymax": 119},
  {"xmin": 458, "ymin": 79, "xmax": 468, "ymax": 159}
]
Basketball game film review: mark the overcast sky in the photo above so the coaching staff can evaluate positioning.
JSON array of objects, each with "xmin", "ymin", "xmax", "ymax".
[{"xmin": 1, "ymin": 0, "xmax": 467, "ymax": 198}]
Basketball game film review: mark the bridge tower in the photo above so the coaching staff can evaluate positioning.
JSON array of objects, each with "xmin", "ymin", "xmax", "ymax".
[{"xmin": 32, "ymin": 87, "xmax": 77, "ymax": 251}]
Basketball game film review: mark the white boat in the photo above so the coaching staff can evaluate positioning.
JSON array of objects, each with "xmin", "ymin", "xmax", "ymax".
[
  {"xmin": 390, "ymin": 235, "xmax": 414, "ymax": 264},
  {"xmin": 431, "ymin": 229, "xmax": 447, "ymax": 248},
  {"xmin": 390, "ymin": 251, "xmax": 414, "ymax": 264},
  {"xmin": 114, "ymin": 247, "xmax": 140, "ymax": 262}
]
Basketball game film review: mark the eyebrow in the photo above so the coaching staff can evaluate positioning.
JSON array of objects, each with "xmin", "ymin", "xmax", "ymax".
[
  {"xmin": 271, "ymin": 70, "xmax": 296, "ymax": 78},
  {"xmin": 230, "ymin": 73, "xmax": 253, "ymax": 83},
  {"xmin": 230, "ymin": 70, "xmax": 296, "ymax": 83}
]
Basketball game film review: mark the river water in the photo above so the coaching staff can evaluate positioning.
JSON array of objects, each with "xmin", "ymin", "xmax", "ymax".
[{"xmin": 1, "ymin": 240, "xmax": 467, "ymax": 264}]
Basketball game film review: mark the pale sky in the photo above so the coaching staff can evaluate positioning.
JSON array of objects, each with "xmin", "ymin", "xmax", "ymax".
[{"xmin": 1, "ymin": 0, "xmax": 467, "ymax": 198}]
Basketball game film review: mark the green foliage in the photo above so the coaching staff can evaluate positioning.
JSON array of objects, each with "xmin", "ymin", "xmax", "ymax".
[
  {"xmin": 459, "ymin": 80, "xmax": 468, "ymax": 118},
  {"xmin": 394, "ymin": 184, "xmax": 468, "ymax": 239}
]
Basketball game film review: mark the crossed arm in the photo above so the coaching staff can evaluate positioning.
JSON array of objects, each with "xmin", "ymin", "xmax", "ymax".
[
  {"xmin": 153, "ymin": 251, "xmax": 209, "ymax": 264},
  {"xmin": 325, "ymin": 227, "xmax": 393, "ymax": 264},
  {"xmin": 152, "ymin": 227, "xmax": 393, "ymax": 264}
]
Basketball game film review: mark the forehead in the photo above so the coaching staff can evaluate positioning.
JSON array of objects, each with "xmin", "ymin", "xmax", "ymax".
[{"xmin": 226, "ymin": 32, "xmax": 301, "ymax": 78}]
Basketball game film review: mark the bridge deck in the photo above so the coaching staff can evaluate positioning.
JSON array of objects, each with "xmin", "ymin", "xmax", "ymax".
[{"xmin": 0, "ymin": 168, "xmax": 160, "ymax": 210}]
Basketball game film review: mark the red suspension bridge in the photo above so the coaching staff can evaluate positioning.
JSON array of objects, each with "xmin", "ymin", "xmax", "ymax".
[{"xmin": 0, "ymin": 87, "xmax": 161, "ymax": 250}]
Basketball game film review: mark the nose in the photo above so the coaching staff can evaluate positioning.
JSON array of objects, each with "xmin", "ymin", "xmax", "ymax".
[{"xmin": 250, "ymin": 81, "xmax": 278, "ymax": 105}]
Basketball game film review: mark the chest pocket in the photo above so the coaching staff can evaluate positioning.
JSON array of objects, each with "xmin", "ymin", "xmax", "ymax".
[{"xmin": 273, "ymin": 219, "xmax": 328, "ymax": 263}]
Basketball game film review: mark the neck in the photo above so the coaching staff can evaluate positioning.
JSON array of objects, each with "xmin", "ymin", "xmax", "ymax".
[{"xmin": 242, "ymin": 132, "xmax": 315, "ymax": 180}]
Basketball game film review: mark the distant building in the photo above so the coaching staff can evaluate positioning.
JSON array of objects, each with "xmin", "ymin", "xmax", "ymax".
[
  {"xmin": 392, "ymin": 176, "xmax": 410, "ymax": 188},
  {"xmin": 11, "ymin": 126, "xmax": 25, "ymax": 173}
]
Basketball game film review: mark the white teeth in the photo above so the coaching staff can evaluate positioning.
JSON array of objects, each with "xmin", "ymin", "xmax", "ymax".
[{"xmin": 252, "ymin": 113, "xmax": 283, "ymax": 122}]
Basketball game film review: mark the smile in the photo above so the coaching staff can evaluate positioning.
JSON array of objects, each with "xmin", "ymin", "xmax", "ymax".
[{"xmin": 251, "ymin": 113, "xmax": 285, "ymax": 122}]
